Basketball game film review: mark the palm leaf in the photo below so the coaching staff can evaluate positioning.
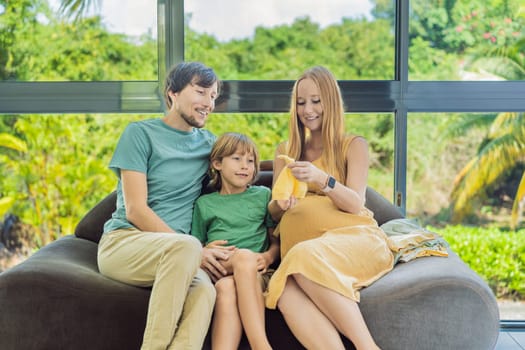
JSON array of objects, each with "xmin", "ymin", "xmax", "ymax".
[
  {"xmin": 442, "ymin": 113, "xmax": 496, "ymax": 139},
  {"xmin": 489, "ymin": 112, "xmax": 524, "ymax": 138},
  {"xmin": 451, "ymin": 132, "xmax": 525, "ymax": 219},
  {"xmin": 58, "ymin": 0, "xmax": 100, "ymax": 20},
  {"xmin": 0, "ymin": 197, "xmax": 15, "ymax": 217},
  {"xmin": 0, "ymin": 133, "xmax": 28, "ymax": 152},
  {"xmin": 469, "ymin": 57, "xmax": 524, "ymax": 81}
]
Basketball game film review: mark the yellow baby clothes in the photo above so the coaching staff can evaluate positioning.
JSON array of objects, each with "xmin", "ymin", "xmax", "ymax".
[{"xmin": 271, "ymin": 155, "xmax": 307, "ymax": 201}]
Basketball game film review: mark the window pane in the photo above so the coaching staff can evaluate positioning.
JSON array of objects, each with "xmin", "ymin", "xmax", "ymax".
[
  {"xmin": 407, "ymin": 112, "xmax": 525, "ymax": 321},
  {"xmin": 1, "ymin": 1, "xmax": 157, "ymax": 81},
  {"xmin": 409, "ymin": 0, "xmax": 525, "ymax": 81},
  {"xmin": 184, "ymin": 0, "xmax": 396, "ymax": 80}
]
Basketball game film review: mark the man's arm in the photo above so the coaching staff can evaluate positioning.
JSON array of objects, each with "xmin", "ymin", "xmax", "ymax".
[{"xmin": 121, "ymin": 169, "xmax": 175, "ymax": 233}]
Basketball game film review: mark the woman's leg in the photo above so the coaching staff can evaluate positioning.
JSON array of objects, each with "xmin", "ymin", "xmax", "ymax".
[
  {"xmin": 232, "ymin": 249, "xmax": 272, "ymax": 350},
  {"xmin": 293, "ymin": 273, "xmax": 380, "ymax": 350},
  {"xmin": 211, "ymin": 276, "xmax": 243, "ymax": 350},
  {"xmin": 277, "ymin": 276, "xmax": 345, "ymax": 350}
]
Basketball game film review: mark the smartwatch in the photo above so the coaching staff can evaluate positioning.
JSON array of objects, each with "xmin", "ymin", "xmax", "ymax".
[{"xmin": 322, "ymin": 176, "xmax": 336, "ymax": 193}]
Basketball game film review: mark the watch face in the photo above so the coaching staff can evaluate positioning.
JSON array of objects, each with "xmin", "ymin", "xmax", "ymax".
[{"xmin": 328, "ymin": 176, "xmax": 336, "ymax": 189}]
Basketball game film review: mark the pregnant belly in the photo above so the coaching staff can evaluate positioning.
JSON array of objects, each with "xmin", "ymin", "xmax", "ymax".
[{"xmin": 279, "ymin": 195, "xmax": 375, "ymax": 255}]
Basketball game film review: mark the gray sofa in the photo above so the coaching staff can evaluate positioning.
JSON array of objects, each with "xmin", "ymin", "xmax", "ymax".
[{"xmin": 0, "ymin": 164, "xmax": 500, "ymax": 350}]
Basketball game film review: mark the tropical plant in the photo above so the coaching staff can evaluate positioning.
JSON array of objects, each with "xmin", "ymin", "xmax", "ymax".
[
  {"xmin": 450, "ymin": 7, "xmax": 525, "ymax": 229},
  {"xmin": 0, "ymin": 133, "xmax": 28, "ymax": 216},
  {"xmin": 57, "ymin": 0, "xmax": 99, "ymax": 19},
  {"xmin": 450, "ymin": 113, "xmax": 525, "ymax": 229}
]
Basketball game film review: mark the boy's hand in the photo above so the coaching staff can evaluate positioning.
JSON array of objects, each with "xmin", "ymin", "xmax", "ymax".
[
  {"xmin": 256, "ymin": 252, "xmax": 272, "ymax": 273},
  {"xmin": 276, "ymin": 196, "xmax": 297, "ymax": 211}
]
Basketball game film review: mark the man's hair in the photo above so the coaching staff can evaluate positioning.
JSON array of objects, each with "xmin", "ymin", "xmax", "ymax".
[
  {"xmin": 164, "ymin": 61, "xmax": 221, "ymax": 109},
  {"xmin": 209, "ymin": 132, "xmax": 260, "ymax": 191}
]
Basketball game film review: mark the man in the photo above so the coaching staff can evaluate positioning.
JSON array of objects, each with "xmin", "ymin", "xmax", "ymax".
[{"xmin": 97, "ymin": 62, "xmax": 231, "ymax": 350}]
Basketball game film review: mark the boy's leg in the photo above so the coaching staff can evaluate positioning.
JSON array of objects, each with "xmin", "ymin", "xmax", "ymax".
[
  {"xmin": 168, "ymin": 268, "xmax": 216, "ymax": 350},
  {"xmin": 232, "ymin": 249, "xmax": 272, "ymax": 350},
  {"xmin": 210, "ymin": 276, "xmax": 243, "ymax": 350},
  {"xmin": 98, "ymin": 229, "xmax": 203, "ymax": 350}
]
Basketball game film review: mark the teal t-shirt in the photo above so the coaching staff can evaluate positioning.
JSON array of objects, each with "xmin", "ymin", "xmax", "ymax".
[
  {"xmin": 191, "ymin": 186, "xmax": 275, "ymax": 253},
  {"xmin": 103, "ymin": 118, "xmax": 216, "ymax": 234}
]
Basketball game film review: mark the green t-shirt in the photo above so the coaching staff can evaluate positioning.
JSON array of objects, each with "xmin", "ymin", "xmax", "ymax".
[
  {"xmin": 103, "ymin": 118, "xmax": 216, "ymax": 234},
  {"xmin": 191, "ymin": 186, "xmax": 275, "ymax": 253}
]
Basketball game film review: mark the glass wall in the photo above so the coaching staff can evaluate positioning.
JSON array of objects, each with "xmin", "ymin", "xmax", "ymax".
[
  {"xmin": 407, "ymin": 112, "xmax": 525, "ymax": 321},
  {"xmin": 1, "ymin": 0, "xmax": 158, "ymax": 81},
  {"xmin": 409, "ymin": 0, "xmax": 525, "ymax": 81},
  {"xmin": 184, "ymin": 0, "xmax": 396, "ymax": 80},
  {"xmin": 0, "ymin": 0, "xmax": 524, "ymax": 323}
]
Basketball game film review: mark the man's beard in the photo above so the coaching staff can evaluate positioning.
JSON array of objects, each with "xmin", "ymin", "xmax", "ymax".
[{"xmin": 181, "ymin": 111, "xmax": 205, "ymax": 129}]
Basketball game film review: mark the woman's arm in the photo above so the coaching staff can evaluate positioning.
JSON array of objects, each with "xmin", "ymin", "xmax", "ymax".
[
  {"xmin": 324, "ymin": 136, "xmax": 368, "ymax": 213},
  {"xmin": 121, "ymin": 169, "xmax": 175, "ymax": 233},
  {"xmin": 287, "ymin": 137, "xmax": 369, "ymax": 214}
]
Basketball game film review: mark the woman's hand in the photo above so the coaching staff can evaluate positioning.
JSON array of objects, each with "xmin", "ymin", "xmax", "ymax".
[
  {"xmin": 288, "ymin": 161, "xmax": 326, "ymax": 187},
  {"xmin": 201, "ymin": 240, "xmax": 236, "ymax": 282}
]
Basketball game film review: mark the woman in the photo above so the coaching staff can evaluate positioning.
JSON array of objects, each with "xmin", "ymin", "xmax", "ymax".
[{"xmin": 266, "ymin": 66, "xmax": 394, "ymax": 350}]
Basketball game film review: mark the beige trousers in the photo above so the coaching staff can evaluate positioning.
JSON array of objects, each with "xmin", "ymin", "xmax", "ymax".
[{"xmin": 98, "ymin": 229, "xmax": 215, "ymax": 350}]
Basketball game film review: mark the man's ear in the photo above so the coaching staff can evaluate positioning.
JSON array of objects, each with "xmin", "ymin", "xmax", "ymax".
[{"xmin": 212, "ymin": 159, "xmax": 222, "ymax": 171}]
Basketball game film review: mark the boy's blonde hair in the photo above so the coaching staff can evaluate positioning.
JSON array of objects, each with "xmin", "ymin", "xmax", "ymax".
[{"xmin": 209, "ymin": 132, "xmax": 260, "ymax": 191}]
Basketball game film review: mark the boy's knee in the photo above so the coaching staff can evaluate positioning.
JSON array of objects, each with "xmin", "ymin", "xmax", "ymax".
[
  {"xmin": 214, "ymin": 277, "xmax": 236, "ymax": 306},
  {"xmin": 215, "ymin": 276, "xmax": 235, "ymax": 294},
  {"xmin": 232, "ymin": 249, "xmax": 257, "ymax": 268}
]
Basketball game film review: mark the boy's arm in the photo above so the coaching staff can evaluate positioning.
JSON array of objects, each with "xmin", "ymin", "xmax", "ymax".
[{"xmin": 260, "ymin": 228, "xmax": 279, "ymax": 270}]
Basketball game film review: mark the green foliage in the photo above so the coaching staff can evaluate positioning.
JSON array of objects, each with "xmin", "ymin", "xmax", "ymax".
[
  {"xmin": 410, "ymin": 0, "xmax": 524, "ymax": 54},
  {"xmin": 450, "ymin": 113, "xmax": 525, "ymax": 227},
  {"xmin": 2, "ymin": 115, "xmax": 142, "ymax": 246},
  {"xmin": 0, "ymin": 0, "xmax": 156, "ymax": 81},
  {"xmin": 206, "ymin": 114, "xmax": 289, "ymax": 161},
  {"xmin": 436, "ymin": 225, "xmax": 525, "ymax": 299},
  {"xmin": 0, "ymin": 0, "xmax": 48, "ymax": 79},
  {"xmin": 186, "ymin": 16, "xmax": 395, "ymax": 80}
]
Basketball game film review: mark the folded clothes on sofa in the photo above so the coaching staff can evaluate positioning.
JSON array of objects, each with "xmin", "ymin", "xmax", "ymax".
[{"xmin": 381, "ymin": 218, "xmax": 449, "ymax": 264}]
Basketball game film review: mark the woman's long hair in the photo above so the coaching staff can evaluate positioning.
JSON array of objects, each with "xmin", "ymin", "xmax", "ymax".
[{"xmin": 286, "ymin": 66, "xmax": 347, "ymax": 182}]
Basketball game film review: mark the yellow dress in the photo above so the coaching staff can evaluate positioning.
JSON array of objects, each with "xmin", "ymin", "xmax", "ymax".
[{"xmin": 265, "ymin": 150, "xmax": 395, "ymax": 309}]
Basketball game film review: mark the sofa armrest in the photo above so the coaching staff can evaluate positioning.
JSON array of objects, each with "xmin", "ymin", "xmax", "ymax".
[
  {"xmin": 360, "ymin": 250, "xmax": 500, "ymax": 350},
  {"xmin": 0, "ymin": 235, "xmax": 149, "ymax": 350},
  {"xmin": 75, "ymin": 192, "xmax": 117, "ymax": 243}
]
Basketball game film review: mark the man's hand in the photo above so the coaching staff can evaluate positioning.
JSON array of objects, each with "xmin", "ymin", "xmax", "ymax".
[{"xmin": 201, "ymin": 240, "xmax": 235, "ymax": 282}]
